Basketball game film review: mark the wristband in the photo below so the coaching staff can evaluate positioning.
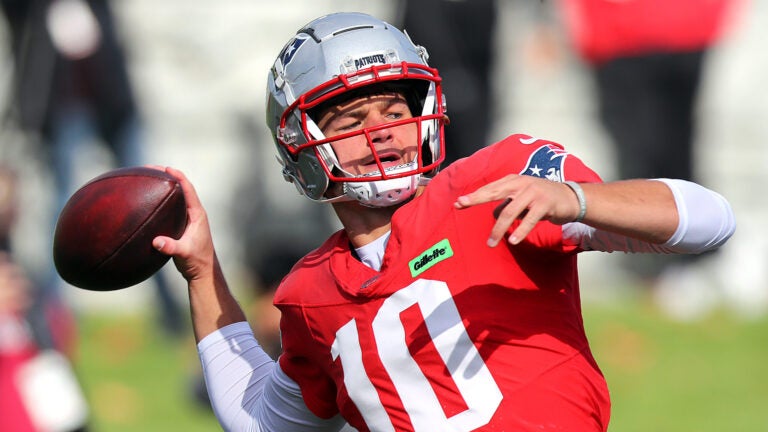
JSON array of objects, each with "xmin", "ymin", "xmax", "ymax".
[{"xmin": 564, "ymin": 181, "xmax": 587, "ymax": 222}]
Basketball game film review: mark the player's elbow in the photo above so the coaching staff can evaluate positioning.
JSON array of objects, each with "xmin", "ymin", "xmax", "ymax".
[{"xmin": 665, "ymin": 191, "xmax": 736, "ymax": 254}]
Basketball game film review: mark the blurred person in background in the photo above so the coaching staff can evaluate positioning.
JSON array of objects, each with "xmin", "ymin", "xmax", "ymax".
[
  {"xmin": 0, "ymin": 0, "xmax": 184, "ymax": 336},
  {"xmin": 553, "ymin": 0, "xmax": 743, "ymax": 294},
  {"xmin": 0, "ymin": 165, "xmax": 89, "ymax": 432},
  {"xmin": 395, "ymin": 0, "xmax": 497, "ymax": 167}
]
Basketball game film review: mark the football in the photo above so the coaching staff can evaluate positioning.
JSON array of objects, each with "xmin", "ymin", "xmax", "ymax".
[{"xmin": 53, "ymin": 167, "xmax": 187, "ymax": 291}]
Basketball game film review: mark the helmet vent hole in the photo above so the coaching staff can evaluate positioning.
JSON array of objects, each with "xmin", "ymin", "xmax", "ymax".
[{"xmin": 333, "ymin": 25, "xmax": 374, "ymax": 36}]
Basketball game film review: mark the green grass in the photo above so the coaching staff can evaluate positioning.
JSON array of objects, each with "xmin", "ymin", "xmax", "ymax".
[
  {"xmin": 585, "ymin": 300, "xmax": 768, "ymax": 431},
  {"xmin": 73, "ymin": 314, "xmax": 221, "ymax": 432},
  {"xmin": 72, "ymin": 300, "xmax": 768, "ymax": 431}
]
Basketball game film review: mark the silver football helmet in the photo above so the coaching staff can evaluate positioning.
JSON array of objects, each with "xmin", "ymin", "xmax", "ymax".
[{"xmin": 266, "ymin": 12, "xmax": 446, "ymax": 207}]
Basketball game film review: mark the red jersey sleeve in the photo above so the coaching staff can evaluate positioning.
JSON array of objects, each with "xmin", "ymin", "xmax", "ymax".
[
  {"xmin": 275, "ymin": 233, "xmax": 351, "ymax": 419},
  {"xmin": 278, "ymin": 303, "xmax": 341, "ymax": 418},
  {"xmin": 447, "ymin": 134, "xmax": 602, "ymax": 253}
]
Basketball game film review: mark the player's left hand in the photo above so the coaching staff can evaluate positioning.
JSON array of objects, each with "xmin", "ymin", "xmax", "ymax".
[{"xmin": 454, "ymin": 174, "xmax": 581, "ymax": 247}]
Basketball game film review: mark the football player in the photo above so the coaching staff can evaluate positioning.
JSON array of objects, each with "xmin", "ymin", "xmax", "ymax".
[{"xmin": 153, "ymin": 12, "xmax": 735, "ymax": 432}]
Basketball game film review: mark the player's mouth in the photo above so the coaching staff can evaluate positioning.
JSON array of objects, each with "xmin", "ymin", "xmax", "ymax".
[{"xmin": 364, "ymin": 151, "xmax": 402, "ymax": 170}]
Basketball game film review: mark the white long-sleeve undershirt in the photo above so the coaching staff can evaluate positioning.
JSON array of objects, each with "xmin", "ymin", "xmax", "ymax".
[{"xmin": 198, "ymin": 322, "xmax": 352, "ymax": 431}]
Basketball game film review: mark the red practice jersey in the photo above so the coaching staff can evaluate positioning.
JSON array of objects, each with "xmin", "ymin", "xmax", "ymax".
[{"xmin": 275, "ymin": 134, "xmax": 607, "ymax": 431}]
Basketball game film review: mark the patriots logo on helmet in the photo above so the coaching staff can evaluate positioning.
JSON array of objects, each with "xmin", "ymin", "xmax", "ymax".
[
  {"xmin": 280, "ymin": 34, "xmax": 310, "ymax": 67},
  {"xmin": 520, "ymin": 144, "xmax": 568, "ymax": 182}
]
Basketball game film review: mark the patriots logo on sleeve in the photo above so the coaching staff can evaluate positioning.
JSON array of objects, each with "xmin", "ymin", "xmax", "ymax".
[{"xmin": 520, "ymin": 144, "xmax": 568, "ymax": 182}]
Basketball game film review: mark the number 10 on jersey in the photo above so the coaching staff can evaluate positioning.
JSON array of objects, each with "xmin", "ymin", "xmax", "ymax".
[{"xmin": 331, "ymin": 280, "xmax": 503, "ymax": 431}]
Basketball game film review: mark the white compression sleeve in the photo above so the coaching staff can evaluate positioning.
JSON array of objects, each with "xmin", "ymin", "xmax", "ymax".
[
  {"xmin": 655, "ymin": 178, "xmax": 735, "ymax": 253},
  {"xmin": 197, "ymin": 322, "xmax": 349, "ymax": 432},
  {"xmin": 564, "ymin": 179, "xmax": 735, "ymax": 253}
]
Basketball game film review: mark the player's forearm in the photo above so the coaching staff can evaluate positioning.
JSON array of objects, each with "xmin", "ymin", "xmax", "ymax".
[
  {"xmin": 578, "ymin": 179, "xmax": 679, "ymax": 244},
  {"xmin": 188, "ymin": 255, "xmax": 247, "ymax": 343},
  {"xmin": 568, "ymin": 179, "xmax": 735, "ymax": 254}
]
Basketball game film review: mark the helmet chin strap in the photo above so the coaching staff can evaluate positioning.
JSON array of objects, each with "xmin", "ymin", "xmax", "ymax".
[{"xmin": 342, "ymin": 162, "xmax": 420, "ymax": 208}]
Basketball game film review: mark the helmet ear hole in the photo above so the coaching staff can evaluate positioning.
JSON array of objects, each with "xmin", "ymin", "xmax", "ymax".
[{"xmin": 291, "ymin": 150, "xmax": 331, "ymax": 201}]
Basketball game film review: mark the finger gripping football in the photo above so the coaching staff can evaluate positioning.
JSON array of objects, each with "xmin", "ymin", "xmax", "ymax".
[{"xmin": 53, "ymin": 167, "xmax": 187, "ymax": 291}]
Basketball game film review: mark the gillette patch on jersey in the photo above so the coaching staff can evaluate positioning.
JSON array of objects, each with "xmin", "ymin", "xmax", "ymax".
[
  {"xmin": 520, "ymin": 144, "xmax": 568, "ymax": 182},
  {"xmin": 410, "ymin": 239, "xmax": 453, "ymax": 277}
]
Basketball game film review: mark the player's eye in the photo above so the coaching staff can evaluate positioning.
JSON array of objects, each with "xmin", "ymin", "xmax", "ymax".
[
  {"xmin": 335, "ymin": 120, "xmax": 361, "ymax": 132},
  {"xmin": 385, "ymin": 99, "xmax": 411, "ymax": 119}
]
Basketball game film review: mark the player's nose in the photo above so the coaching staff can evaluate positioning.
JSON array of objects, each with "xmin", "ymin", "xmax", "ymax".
[{"xmin": 366, "ymin": 114, "xmax": 393, "ymax": 144}]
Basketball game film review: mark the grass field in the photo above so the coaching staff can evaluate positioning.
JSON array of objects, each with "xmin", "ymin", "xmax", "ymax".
[
  {"xmin": 73, "ymin": 298, "xmax": 768, "ymax": 431},
  {"xmin": 73, "ymin": 314, "xmax": 221, "ymax": 432},
  {"xmin": 587, "ymin": 300, "xmax": 768, "ymax": 432}
]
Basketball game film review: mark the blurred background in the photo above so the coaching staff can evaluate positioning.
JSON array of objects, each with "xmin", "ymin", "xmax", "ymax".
[{"xmin": 0, "ymin": 0, "xmax": 766, "ymax": 431}]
